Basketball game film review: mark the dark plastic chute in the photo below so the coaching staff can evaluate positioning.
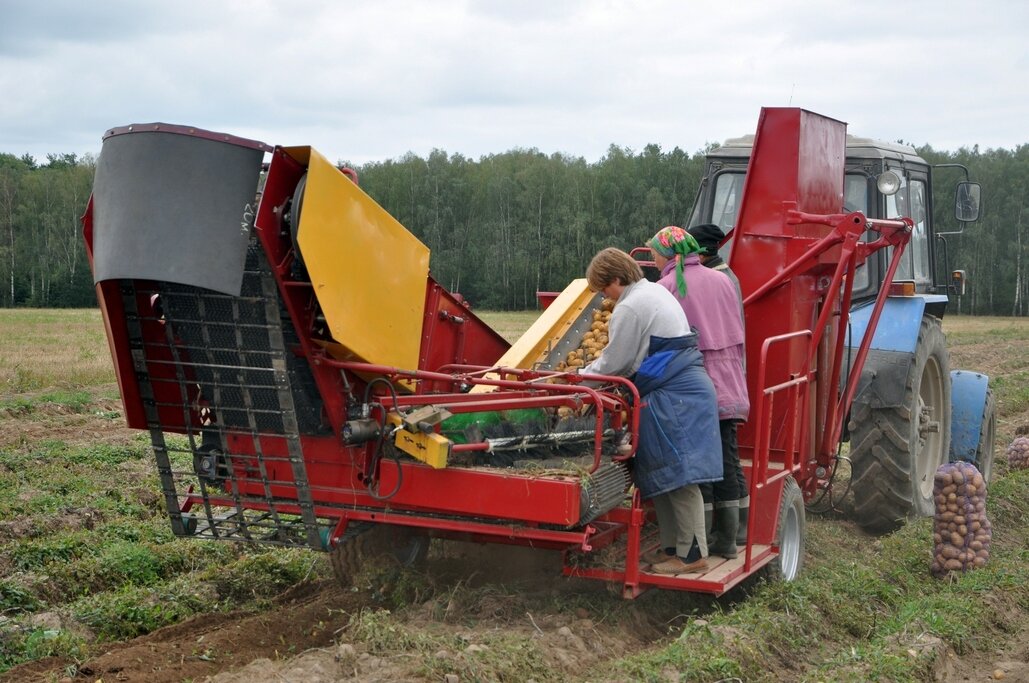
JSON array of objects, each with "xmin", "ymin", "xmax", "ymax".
[{"xmin": 91, "ymin": 130, "xmax": 265, "ymax": 296}]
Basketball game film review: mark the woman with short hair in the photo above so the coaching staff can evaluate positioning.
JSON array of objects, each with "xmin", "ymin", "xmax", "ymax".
[{"xmin": 582, "ymin": 247, "xmax": 722, "ymax": 574}]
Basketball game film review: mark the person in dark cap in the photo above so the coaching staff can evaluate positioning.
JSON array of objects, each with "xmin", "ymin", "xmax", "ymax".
[
  {"xmin": 687, "ymin": 223, "xmax": 750, "ymax": 548},
  {"xmin": 688, "ymin": 224, "xmax": 740, "ymax": 295},
  {"xmin": 650, "ymin": 226, "xmax": 749, "ymax": 559}
]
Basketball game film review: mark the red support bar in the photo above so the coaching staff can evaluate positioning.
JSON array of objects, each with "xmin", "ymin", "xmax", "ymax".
[{"xmin": 830, "ymin": 223, "xmax": 913, "ymax": 450}]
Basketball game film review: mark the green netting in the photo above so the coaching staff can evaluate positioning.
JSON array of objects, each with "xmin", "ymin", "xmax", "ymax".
[{"xmin": 440, "ymin": 409, "xmax": 549, "ymax": 444}]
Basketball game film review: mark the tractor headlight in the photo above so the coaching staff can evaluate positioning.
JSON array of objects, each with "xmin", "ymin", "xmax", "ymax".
[{"xmin": 877, "ymin": 170, "xmax": 902, "ymax": 196}]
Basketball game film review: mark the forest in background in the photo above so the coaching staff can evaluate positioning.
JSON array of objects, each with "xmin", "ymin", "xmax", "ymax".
[{"xmin": 0, "ymin": 141, "xmax": 1025, "ymax": 314}]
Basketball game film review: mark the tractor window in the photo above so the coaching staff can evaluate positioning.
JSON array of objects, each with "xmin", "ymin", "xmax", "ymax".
[
  {"xmin": 711, "ymin": 171, "xmax": 746, "ymax": 230},
  {"xmin": 846, "ymin": 174, "xmax": 873, "ymax": 291},
  {"xmin": 882, "ymin": 173, "xmax": 931, "ymax": 284},
  {"xmin": 886, "ymin": 173, "xmax": 914, "ymax": 280},
  {"xmin": 844, "ymin": 174, "xmax": 868, "ymax": 214},
  {"xmin": 909, "ymin": 178, "xmax": 931, "ymax": 283}
]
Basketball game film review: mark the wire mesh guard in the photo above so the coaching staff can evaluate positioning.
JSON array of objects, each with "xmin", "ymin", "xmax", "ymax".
[
  {"xmin": 117, "ymin": 237, "xmax": 633, "ymax": 550},
  {"xmin": 120, "ymin": 242, "xmax": 334, "ymax": 550}
]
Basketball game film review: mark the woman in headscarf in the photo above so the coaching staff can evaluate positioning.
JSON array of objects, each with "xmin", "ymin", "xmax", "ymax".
[
  {"xmin": 649, "ymin": 226, "xmax": 750, "ymax": 559},
  {"xmin": 581, "ymin": 247, "xmax": 721, "ymax": 575}
]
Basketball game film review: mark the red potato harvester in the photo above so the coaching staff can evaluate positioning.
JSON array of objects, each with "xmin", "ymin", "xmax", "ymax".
[{"xmin": 84, "ymin": 109, "xmax": 947, "ymax": 598}]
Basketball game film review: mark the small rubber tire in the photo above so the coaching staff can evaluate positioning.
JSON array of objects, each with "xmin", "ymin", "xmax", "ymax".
[{"xmin": 766, "ymin": 475, "xmax": 805, "ymax": 582}]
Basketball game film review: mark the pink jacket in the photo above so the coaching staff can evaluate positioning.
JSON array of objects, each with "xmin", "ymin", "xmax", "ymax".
[{"xmin": 659, "ymin": 255, "xmax": 750, "ymax": 421}]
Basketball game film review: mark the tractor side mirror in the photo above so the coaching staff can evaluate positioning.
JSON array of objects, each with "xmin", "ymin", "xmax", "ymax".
[{"xmin": 955, "ymin": 182, "xmax": 981, "ymax": 223}]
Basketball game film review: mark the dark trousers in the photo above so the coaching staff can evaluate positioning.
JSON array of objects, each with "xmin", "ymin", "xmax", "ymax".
[{"xmin": 700, "ymin": 419, "xmax": 743, "ymax": 504}]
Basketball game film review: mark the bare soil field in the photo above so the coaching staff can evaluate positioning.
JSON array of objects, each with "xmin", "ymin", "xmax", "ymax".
[{"xmin": 0, "ymin": 310, "xmax": 1027, "ymax": 683}]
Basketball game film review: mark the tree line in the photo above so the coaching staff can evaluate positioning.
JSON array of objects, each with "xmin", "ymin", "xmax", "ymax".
[{"xmin": 0, "ymin": 141, "xmax": 1025, "ymax": 314}]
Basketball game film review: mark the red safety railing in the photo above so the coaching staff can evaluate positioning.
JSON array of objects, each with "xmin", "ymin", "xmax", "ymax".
[{"xmin": 743, "ymin": 329, "xmax": 812, "ymax": 573}]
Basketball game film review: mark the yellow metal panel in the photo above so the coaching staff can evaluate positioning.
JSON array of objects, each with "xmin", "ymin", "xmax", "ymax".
[
  {"xmin": 387, "ymin": 413, "xmax": 451, "ymax": 469},
  {"xmin": 471, "ymin": 279, "xmax": 598, "ymax": 393},
  {"xmin": 295, "ymin": 148, "xmax": 429, "ymax": 369}
]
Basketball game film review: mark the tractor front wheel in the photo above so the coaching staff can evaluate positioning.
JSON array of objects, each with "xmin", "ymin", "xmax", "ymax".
[
  {"xmin": 850, "ymin": 316, "xmax": 951, "ymax": 533},
  {"xmin": 974, "ymin": 388, "xmax": 997, "ymax": 483}
]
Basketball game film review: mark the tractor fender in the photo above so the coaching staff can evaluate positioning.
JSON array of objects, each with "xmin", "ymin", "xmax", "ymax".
[
  {"xmin": 846, "ymin": 295, "xmax": 948, "ymax": 409},
  {"xmin": 948, "ymin": 370, "xmax": 991, "ymax": 462}
]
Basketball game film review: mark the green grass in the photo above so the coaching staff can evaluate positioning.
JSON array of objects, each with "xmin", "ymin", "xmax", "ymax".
[
  {"xmin": 342, "ymin": 607, "xmax": 553, "ymax": 682},
  {"xmin": 0, "ymin": 389, "xmax": 94, "ymax": 413},
  {"xmin": 606, "ymin": 469, "xmax": 1029, "ymax": 682},
  {"xmin": 0, "ymin": 308, "xmax": 113, "ymax": 391},
  {"xmin": 991, "ymin": 370, "xmax": 1029, "ymax": 416},
  {"xmin": 71, "ymin": 578, "xmax": 215, "ymax": 641},
  {"xmin": 0, "ymin": 629, "xmax": 87, "ymax": 672},
  {"xmin": 0, "ymin": 430, "xmax": 325, "ymax": 673},
  {"xmin": 475, "ymin": 310, "xmax": 542, "ymax": 344},
  {"xmin": 1, "ymin": 310, "xmax": 1027, "ymax": 679},
  {"xmin": 0, "ymin": 441, "xmax": 153, "ymax": 520}
]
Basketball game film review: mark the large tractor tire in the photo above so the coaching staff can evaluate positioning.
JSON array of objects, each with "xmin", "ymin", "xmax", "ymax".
[
  {"xmin": 850, "ymin": 315, "xmax": 951, "ymax": 533},
  {"xmin": 767, "ymin": 476, "xmax": 806, "ymax": 582},
  {"xmin": 329, "ymin": 523, "xmax": 430, "ymax": 587}
]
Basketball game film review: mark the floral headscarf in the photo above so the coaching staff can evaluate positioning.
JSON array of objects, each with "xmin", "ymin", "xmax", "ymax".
[{"xmin": 648, "ymin": 225, "xmax": 702, "ymax": 297}]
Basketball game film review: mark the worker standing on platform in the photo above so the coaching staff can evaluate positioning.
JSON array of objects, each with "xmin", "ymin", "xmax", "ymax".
[
  {"xmin": 581, "ymin": 247, "xmax": 722, "ymax": 574},
  {"xmin": 688, "ymin": 222, "xmax": 750, "ymax": 547},
  {"xmin": 649, "ymin": 226, "xmax": 750, "ymax": 558}
]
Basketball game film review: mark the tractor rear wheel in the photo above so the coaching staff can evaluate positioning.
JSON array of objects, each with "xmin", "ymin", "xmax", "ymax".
[
  {"xmin": 766, "ymin": 475, "xmax": 805, "ymax": 581},
  {"xmin": 329, "ymin": 523, "xmax": 430, "ymax": 587},
  {"xmin": 850, "ymin": 315, "xmax": 951, "ymax": 533}
]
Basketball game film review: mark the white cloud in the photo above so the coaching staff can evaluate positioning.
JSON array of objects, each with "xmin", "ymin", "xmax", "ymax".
[{"xmin": 1, "ymin": 0, "xmax": 1026, "ymax": 162}]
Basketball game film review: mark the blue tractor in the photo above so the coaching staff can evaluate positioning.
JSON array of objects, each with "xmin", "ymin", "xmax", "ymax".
[{"xmin": 689, "ymin": 132, "xmax": 993, "ymax": 533}]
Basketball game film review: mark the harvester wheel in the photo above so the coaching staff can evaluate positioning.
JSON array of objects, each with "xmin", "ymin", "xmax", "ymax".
[
  {"xmin": 328, "ymin": 524, "xmax": 429, "ymax": 588},
  {"xmin": 974, "ymin": 388, "xmax": 996, "ymax": 483},
  {"xmin": 850, "ymin": 315, "xmax": 951, "ymax": 533},
  {"xmin": 767, "ymin": 475, "xmax": 805, "ymax": 582}
]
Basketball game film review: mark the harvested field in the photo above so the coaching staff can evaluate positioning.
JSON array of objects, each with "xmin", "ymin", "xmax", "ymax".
[{"xmin": 0, "ymin": 310, "xmax": 1027, "ymax": 682}]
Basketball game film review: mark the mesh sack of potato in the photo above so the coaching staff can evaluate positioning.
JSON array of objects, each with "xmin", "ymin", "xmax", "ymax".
[
  {"xmin": 930, "ymin": 461, "xmax": 991, "ymax": 578},
  {"xmin": 1006, "ymin": 436, "xmax": 1029, "ymax": 470}
]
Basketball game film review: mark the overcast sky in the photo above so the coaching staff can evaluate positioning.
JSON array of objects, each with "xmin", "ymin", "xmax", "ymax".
[{"xmin": 2, "ymin": 0, "xmax": 1026, "ymax": 164}]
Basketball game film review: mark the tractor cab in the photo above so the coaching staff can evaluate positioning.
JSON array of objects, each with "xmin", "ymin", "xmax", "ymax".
[{"xmin": 688, "ymin": 134, "xmax": 981, "ymax": 317}]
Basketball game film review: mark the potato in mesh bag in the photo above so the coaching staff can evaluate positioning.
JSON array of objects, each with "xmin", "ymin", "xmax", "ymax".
[
  {"xmin": 1006, "ymin": 435, "xmax": 1029, "ymax": 470},
  {"xmin": 930, "ymin": 461, "xmax": 991, "ymax": 578}
]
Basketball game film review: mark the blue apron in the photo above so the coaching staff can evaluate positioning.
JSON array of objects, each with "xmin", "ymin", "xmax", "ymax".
[{"xmin": 631, "ymin": 334, "xmax": 722, "ymax": 499}]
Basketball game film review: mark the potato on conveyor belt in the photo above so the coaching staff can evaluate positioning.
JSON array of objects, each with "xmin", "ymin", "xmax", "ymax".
[{"xmin": 553, "ymin": 299, "xmax": 614, "ymax": 387}]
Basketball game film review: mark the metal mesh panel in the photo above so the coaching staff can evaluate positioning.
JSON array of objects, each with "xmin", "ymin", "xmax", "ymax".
[{"xmin": 121, "ymin": 239, "xmax": 329, "ymax": 549}]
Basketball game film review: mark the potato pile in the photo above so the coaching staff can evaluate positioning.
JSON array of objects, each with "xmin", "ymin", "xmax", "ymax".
[
  {"xmin": 1006, "ymin": 436, "xmax": 1029, "ymax": 470},
  {"xmin": 554, "ymin": 299, "xmax": 614, "ymax": 419},
  {"xmin": 555, "ymin": 298, "xmax": 614, "ymax": 372},
  {"xmin": 930, "ymin": 461, "xmax": 991, "ymax": 578}
]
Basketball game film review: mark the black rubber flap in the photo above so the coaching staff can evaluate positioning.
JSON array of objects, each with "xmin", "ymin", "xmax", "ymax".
[{"xmin": 91, "ymin": 131, "xmax": 264, "ymax": 296}]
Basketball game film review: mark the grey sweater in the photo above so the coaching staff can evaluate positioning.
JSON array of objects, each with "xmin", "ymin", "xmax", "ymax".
[{"xmin": 583, "ymin": 279, "xmax": 690, "ymax": 377}]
